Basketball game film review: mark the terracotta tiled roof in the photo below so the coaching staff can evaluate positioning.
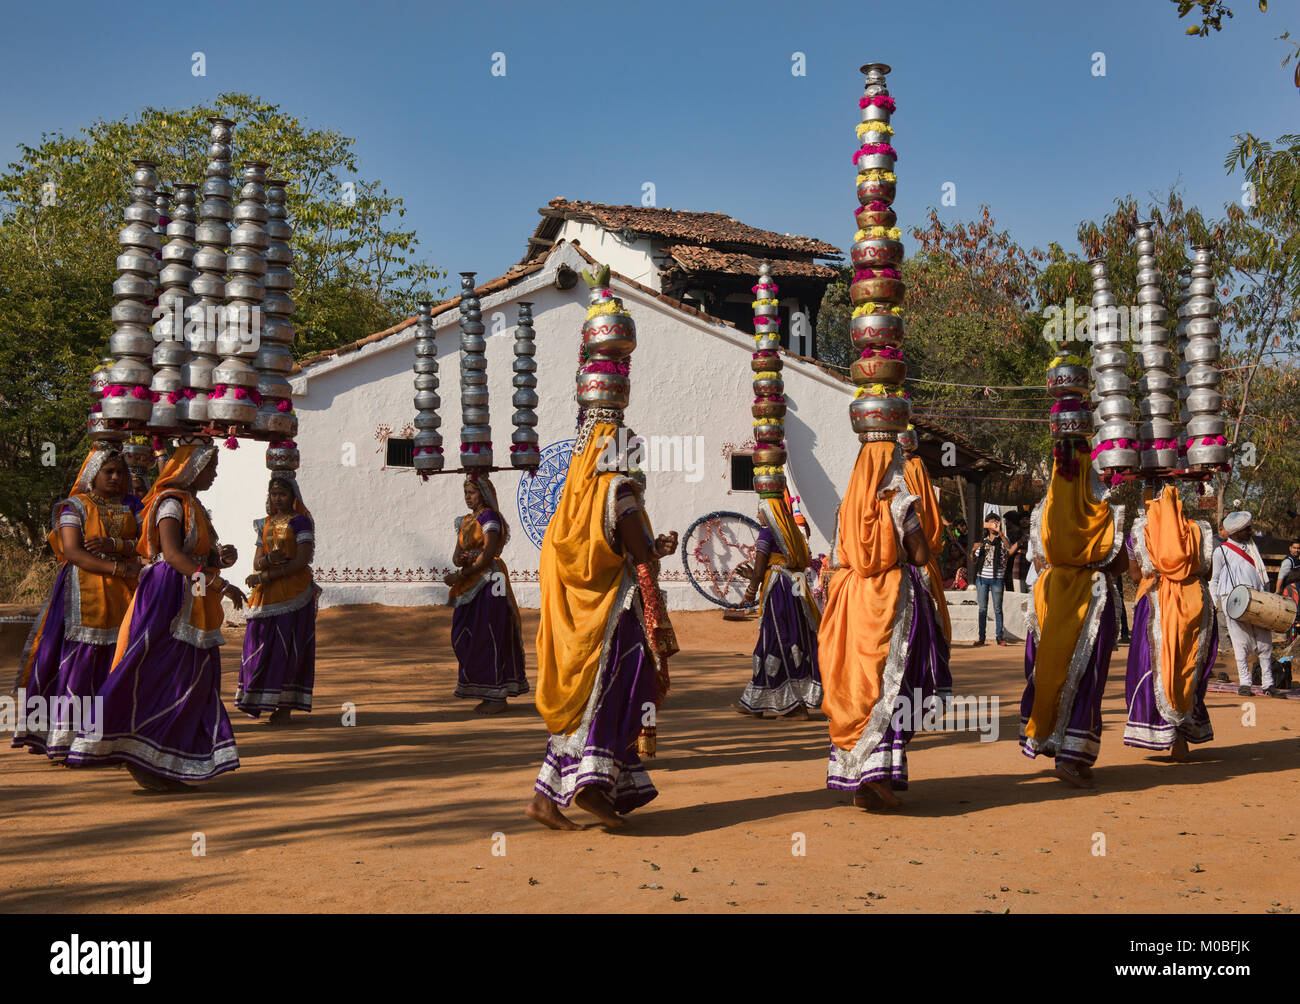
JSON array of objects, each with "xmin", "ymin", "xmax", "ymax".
[
  {"xmin": 662, "ymin": 244, "xmax": 838, "ymax": 282},
  {"xmin": 294, "ymin": 242, "xmax": 737, "ymax": 373},
  {"xmin": 524, "ymin": 197, "xmax": 842, "ymax": 264}
]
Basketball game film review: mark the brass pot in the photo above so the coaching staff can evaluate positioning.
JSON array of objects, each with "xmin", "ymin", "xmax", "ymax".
[
  {"xmin": 849, "ymin": 277, "xmax": 905, "ymax": 306},
  {"xmin": 850, "ymin": 356, "xmax": 906, "ymax": 385}
]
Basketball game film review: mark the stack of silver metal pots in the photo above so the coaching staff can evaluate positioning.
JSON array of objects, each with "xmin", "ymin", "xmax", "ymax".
[
  {"xmin": 412, "ymin": 300, "xmax": 444, "ymax": 473},
  {"xmin": 254, "ymin": 179, "xmax": 297, "ymax": 442},
  {"xmin": 751, "ymin": 262, "xmax": 787, "ymax": 497},
  {"xmin": 101, "ymin": 159, "xmax": 161, "ymax": 431},
  {"xmin": 458, "ymin": 273, "xmax": 492, "ymax": 469},
  {"xmin": 1183, "ymin": 244, "xmax": 1228, "ymax": 468},
  {"xmin": 87, "ymin": 358, "xmax": 116, "ymax": 441},
  {"xmin": 1173, "ymin": 266, "xmax": 1192, "ymax": 462},
  {"xmin": 1133, "ymin": 223, "xmax": 1179, "ymax": 471},
  {"xmin": 847, "ymin": 61, "xmax": 909, "ymax": 442},
  {"xmin": 576, "ymin": 264, "xmax": 636, "ymax": 417},
  {"xmin": 150, "ymin": 182, "xmax": 196, "ymax": 428},
  {"xmin": 178, "ymin": 117, "xmax": 234, "ymax": 427},
  {"xmin": 510, "ymin": 302, "xmax": 540, "ymax": 469},
  {"xmin": 208, "ymin": 161, "xmax": 267, "ymax": 426},
  {"xmin": 1086, "ymin": 256, "xmax": 1138, "ymax": 472}
]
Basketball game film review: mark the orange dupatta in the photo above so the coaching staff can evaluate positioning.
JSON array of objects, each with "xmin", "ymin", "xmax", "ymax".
[
  {"xmin": 818, "ymin": 441, "xmax": 911, "ymax": 753},
  {"xmin": 1138, "ymin": 486, "xmax": 1209, "ymax": 718},
  {"xmin": 535, "ymin": 421, "xmax": 632, "ymax": 738},
  {"xmin": 904, "ymin": 454, "xmax": 951, "ymax": 642},
  {"xmin": 1025, "ymin": 463, "xmax": 1118, "ymax": 747}
]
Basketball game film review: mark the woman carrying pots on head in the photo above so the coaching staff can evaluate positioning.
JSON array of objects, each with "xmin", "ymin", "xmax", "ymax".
[
  {"xmin": 13, "ymin": 447, "xmax": 143, "ymax": 760},
  {"xmin": 733, "ymin": 488, "xmax": 823, "ymax": 720},
  {"xmin": 66, "ymin": 442, "xmax": 246, "ymax": 792},
  {"xmin": 443, "ymin": 474, "xmax": 528, "ymax": 715},
  {"xmin": 237, "ymin": 475, "xmax": 319, "ymax": 724}
]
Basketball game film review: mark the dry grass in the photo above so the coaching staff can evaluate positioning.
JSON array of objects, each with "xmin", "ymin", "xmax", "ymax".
[{"xmin": 0, "ymin": 540, "xmax": 57, "ymax": 605}]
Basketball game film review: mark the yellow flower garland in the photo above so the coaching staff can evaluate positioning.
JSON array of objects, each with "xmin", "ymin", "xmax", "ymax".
[
  {"xmin": 751, "ymin": 298, "xmax": 780, "ymax": 309},
  {"xmin": 752, "ymin": 465, "xmax": 783, "ymax": 476},
  {"xmin": 753, "ymin": 370, "xmax": 782, "ymax": 381},
  {"xmin": 857, "ymin": 170, "xmax": 897, "ymax": 184},
  {"xmin": 853, "ymin": 384, "xmax": 907, "ymax": 399},
  {"xmin": 855, "ymin": 121, "xmax": 895, "ymax": 137},
  {"xmin": 853, "ymin": 227, "xmax": 902, "ymax": 241},
  {"xmin": 585, "ymin": 301, "xmax": 626, "ymax": 321},
  {"xmin": 752, "ymin": 417, "xmax": 782, "ymax": 427},
  {"xmin": 1048, "ymin": 354, "xmax": 1086, "ymax": 368},
  {"xmin": 850, "ymin": 303, "xmax": 905, "ymax": 318}
]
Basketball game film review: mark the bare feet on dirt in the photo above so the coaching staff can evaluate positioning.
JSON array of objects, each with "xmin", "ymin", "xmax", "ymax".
[{"xmin": 525, "ymin": 793, "xmax": 582, "ymax": 830}]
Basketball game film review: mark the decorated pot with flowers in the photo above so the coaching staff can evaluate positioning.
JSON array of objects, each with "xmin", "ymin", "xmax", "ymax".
[
  {"xmin": 850, "ymin": 355, "xmax": 906, "ymax": 385},
  {"xmin": 849, "ymin": 312, "xmax": 903, "ymax": 350},
  {"xmin": 850, "ymin": 390, "xmax": 909, "ymax": 434},
  {"xmin": 1049, "ymin": 401, "xmax": 1092, "ymax": 439}
]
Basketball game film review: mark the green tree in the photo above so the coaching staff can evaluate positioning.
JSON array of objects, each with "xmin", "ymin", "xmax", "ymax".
[{"xmin": 0, "ymin": 93, "xmax": 446, "ymax": 549}]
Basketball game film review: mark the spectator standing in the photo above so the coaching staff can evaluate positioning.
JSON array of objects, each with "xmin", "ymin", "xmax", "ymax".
[{"xmin": 970, "ymin": 513, "xmax": 1010, "ymax": 646}]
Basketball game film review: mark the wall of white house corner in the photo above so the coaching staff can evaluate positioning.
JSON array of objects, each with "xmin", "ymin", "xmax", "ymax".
[{"xmin": 203, "ymin": 246, "xmax": 861, "ymax": 612}]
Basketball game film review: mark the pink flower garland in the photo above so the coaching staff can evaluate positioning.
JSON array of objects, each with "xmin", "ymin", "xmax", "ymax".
[
  {"xmin": 460, "ymin": 443, "xmax": 492, "ymax": 454},
  {"xmin": 751, "ymin": 282, "xmax": 778, "ymax": 294},
  {"xmin": 858, "ymin": 345, "xmax": 903, "ymax": 359},
  {"xmin": 223, "ymin": 436, "xmax": 239, "ymax": 450},
  {"xmin": 853, "ymin": 267, "xmax": 901, "ymax": 281},
  {"xmin": 1090, "ymin": 438, "xmax": 1139, "ymax": 459},
  {"xmin": 1049, "ymin": 398, "xmax": 1091, "ymax": 414},
  {"xmin": 414, "ymin": 446, "xmax": 444, "ymax": 456},
  {"xmin": 859, "ymin": 95, "xmax": 897, "ymax": 112},
  {"xmin": 509, "ymin": 444, "xmax": 538, "ymax": 454},
  {"xmin": 853, "ymin": 144, "xmax": 898, "ymax": 163},
  {"xmin": 269, "ymin": 439, "xmax": 297, "ymax": 449},
  {"xmin": 1141, "ymin": 438, "xmax": 1180, "ymax": 451},
  {"xmin": 211, "ymin": 384, "xmax": 264, "ymax": 405},
  {"xmin": 276, "ymin": 399, "xmax": 293, "ymax": 413},
  {"xmin": 582, "ymin": 360, "xmax": 631, "ymax": 376},
  {"xmin": 1191, "ymin": 435, "xmax": 1228, "ymax": 447},
  {"xmin": 753, "ymin": 316, "xmax": 781, "ymax": 326}
]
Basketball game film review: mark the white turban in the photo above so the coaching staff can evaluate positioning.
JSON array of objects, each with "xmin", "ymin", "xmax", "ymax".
[{"xmin": 1223, "ymin": 510, "xmax": 1252, "ymax": 533}]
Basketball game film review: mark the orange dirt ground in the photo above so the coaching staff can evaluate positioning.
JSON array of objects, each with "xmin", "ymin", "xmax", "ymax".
[{"xmin": 1, "ymin": 604, "xmax": 1297, "ymax": 914}]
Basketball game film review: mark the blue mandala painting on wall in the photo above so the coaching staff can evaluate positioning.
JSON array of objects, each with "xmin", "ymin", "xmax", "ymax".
[{"xmin": 517, "ymin": 438, "xmax": 575, "ymax": 549}]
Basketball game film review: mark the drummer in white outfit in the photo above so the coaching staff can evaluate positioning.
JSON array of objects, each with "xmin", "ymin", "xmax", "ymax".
[{"xmin": 1209, "ymin": 510, "xmax": 1275, "ymax": 694}]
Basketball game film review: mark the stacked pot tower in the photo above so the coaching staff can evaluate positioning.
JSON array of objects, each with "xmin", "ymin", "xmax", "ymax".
[
  {"xmin": 847, "ymin": 62, "xmax": 909, "ymax": 442},
  {"xmin": 510, "ymin": 302, "xmax": 541, "ymax": 469},
  {"xmin": 1133, "ymin": 223, "xmax": 1180, "ymax": 472},
  {"xmin": 84, "ymin": 116, "xmax": 301, "ymax": 479},
  {"xmin": 1182, "ymin": 245, "xmax": 1229, "ymax": 468},
  {"xmin": 750, "ymin": 262, "xmax": 787, "ymax": 496}
]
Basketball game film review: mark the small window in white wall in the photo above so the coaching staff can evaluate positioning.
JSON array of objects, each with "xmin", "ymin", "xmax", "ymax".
[
  {"xmin": 386, "ymin": 438, "xmax": 415, "ymax": 468},
  {"xmin": 730, "ymin": 453, "xmax": 754, "ymax": 492}
]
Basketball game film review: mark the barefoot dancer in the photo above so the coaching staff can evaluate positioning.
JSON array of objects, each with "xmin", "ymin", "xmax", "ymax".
[
  {"xmin": 734, "ymin": 490, "xmax": 823, "ymax": 719},
  {"xmin": 527, "ymin": 266, "xmax": 676, "ymax": 831},
  {"xmin": 66, "ymin": 442, "xmax": 247, "ymax": 792},
  {"xmin": 1020, "ymin": 441, "xmax": 1126, "ymax": 789},
  {"xmin": 237, "ymin": 475, "xmax": 319, "ymax": 724},
  {"xmin": 819, "ymin": 439, "xmax": 940, "ymax": 810},
  {"xmin": 13, "ymin": 448, "xmax": 143, "ymax": 760},
  {"xmin": 1123, "ymin": 485, "xmax": 1217, "ymax": 760},
  {"xmin": 443, "ymin": 474, "xmax": 528, "ymax": 715}
]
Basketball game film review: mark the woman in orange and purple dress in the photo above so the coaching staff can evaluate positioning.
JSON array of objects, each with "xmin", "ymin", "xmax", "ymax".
[
  {"xmin": 66, "ymin": 443, "xmax": 246, "ymax": 792},
  {"xmin": 443, "ymin": 475, "xmax": 528, "ymax": 715},
  {"xmin": 237, "ymin": 475, "xmax": 320, "ymax": 724},
  {"xmin": 13, "ymin": 448, "xmax": 143, "ymax": 760}
]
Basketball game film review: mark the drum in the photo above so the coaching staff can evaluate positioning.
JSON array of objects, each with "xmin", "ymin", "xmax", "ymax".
[{"xmin": 1225, "ymin": 585, "xmax": 1298, "ymax": 633}]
